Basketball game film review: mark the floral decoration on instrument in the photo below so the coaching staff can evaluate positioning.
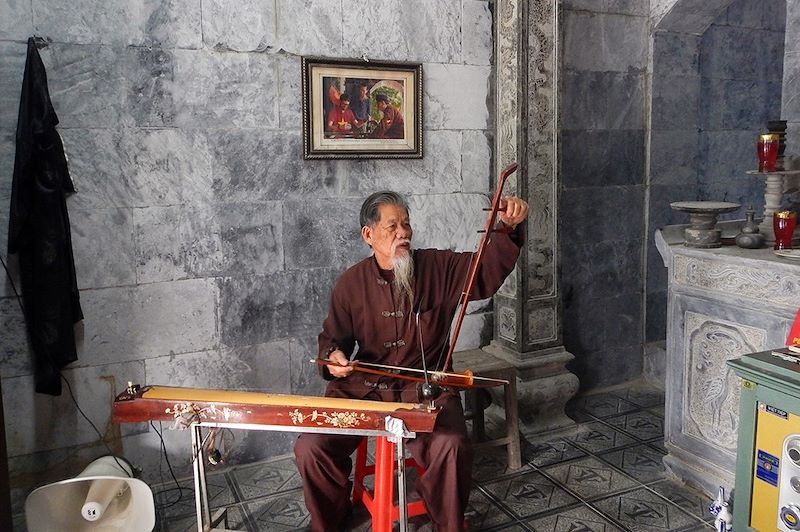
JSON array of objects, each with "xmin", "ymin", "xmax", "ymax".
[
  {"xmin": 166, "ymin": 402, "xmax": 248, "ymax": 429},
  {"xmin": 288, "ymin": 408, "xmax": 371, "ymax": 428}
]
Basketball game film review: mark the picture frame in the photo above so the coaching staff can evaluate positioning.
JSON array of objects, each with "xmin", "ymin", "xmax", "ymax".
[{"xmin": 302, "ymin": 56, "xmax": 423, "ymax": 159}]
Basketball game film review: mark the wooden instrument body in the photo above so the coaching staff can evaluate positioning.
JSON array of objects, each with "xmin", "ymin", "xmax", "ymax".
[{"xmin": 112, "ymin": 385, "xmax": 439, "ymax": 433}]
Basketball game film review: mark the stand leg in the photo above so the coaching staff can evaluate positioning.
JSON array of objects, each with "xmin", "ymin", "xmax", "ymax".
[
  {"xmin": 192, "ymin": 425, "xmax": 211, "ymax": 531},
  {"xmin": 397, "ymin": 439, "xmax": 407, "ymax": 532}
]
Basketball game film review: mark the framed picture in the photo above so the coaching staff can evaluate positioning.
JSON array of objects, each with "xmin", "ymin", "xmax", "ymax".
[{"xmin": 302, "ymin": 56, "xmax": 423, "ymax": 159}]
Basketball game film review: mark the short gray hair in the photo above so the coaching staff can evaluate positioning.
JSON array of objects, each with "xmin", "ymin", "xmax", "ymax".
[{"xmin": 359, "ymin": 191, "xmax": 408, "ymax": 228}]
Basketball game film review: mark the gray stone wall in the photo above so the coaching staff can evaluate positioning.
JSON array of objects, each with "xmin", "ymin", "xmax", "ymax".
[
  {"xmin": 559, "ymin": 1, "xmax": 649, "ymax": 389},
  {"xmin": 0, "ymin": 0, "xmax": 495, "ymax": 509},
  {"xmin": 646, "ymin": 0, "xmax": 785, "ymax": 355}
]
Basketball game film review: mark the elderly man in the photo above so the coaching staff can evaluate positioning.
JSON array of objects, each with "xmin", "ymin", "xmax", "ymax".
[
  {"xmin": 294, "ymin": 190, "xmax": 528, "ymax": 532},
  {"xmin": 373, "ymin": 94, "xmax": 405, "ymax": 139}
]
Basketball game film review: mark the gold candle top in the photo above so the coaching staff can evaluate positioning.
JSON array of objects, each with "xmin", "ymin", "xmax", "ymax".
[{"xmin": 775, "ymin": 211, "xmax": 797, "ymax": 219}]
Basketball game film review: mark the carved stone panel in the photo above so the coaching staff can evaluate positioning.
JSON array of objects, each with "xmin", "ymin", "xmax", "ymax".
[
  {"xmin": 673, "ymin": 255, "xmax": 800, "ymax": 309},
  {"xmin": 682, "ymin": 311, "xmax": 766, "ymax": 452},
  {"xmin": 498, "ymin": 305, "xmax": 518, "ymax": 342},
  {"xmin": 527, "ymin": 305, "xmax": 556, "ymax": 343}
]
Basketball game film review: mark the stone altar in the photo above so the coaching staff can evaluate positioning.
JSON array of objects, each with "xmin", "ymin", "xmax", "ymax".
[{"xmin": 655, "ymin": 223, "xmax": 800, "ymax": 497}]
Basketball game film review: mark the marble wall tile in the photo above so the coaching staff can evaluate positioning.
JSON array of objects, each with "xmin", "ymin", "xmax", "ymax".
[
  {"xmin": 218, "ymin": 269, "xmax": 337, "ymax": 348},
  {"xmin": 276, "ymin": 52, "xmax": 302, "ymax": 130},
  {"xmin": 698, "ymin": 129, "xmax": 761, "ymax": 181},
  {"xmin": 338, "ymin": 130, "xmax": 463, "ymax": 196},
  {"xmin": 276, "ymin": 0, "xmax": 343, "ymax": 57},
  {"xmin": 0, "ymin": 130, "xmax": 14, "ymax": 205},
  {"xmin": 1, "ymin": 0, "xmax": 33, "ymax": 40},
  {"xmin": 341, "ymin": 0, "xmax": 461, "ymax": 63},
  {"xmin": 424, "ymin": 63, "xmax": 491, "ymax": 130},
  {"xmin": 144, "ymin": 343, "xmax": 295, "ymax": 393},
  {"xmin": 462, "ymin": 0, "xmax": 492, "ymax": 66},
  {"xmin": 646, "ymin": 291, "xmax": 668, "ymax": 343},
  {"xmin": 283, "ymin": 197, "xmax": 366, "ymax": 271},
  {"xmin": 653, "ymin": 31, "xmax": 701, "ymax": 77},
  {"xmin": 0, "ymin": 296, "xmax": 31, "ymax": 379},
  {"xmin": 62, "ymin": 128, "xmax": 213, "ymax": 209},
  {"xmin": 561, "ymin": 71, "xmax": 644, "ymax": 130},
  {"xmin": 788, "ymin": 0, "xmax": 800, "ymax": 53},
  {"xmin": 39, "ymin": 44, "xmax": 128, "ymax": 128},
  {"xmin": 656, "ymin": 0, "xmax": 739, "ymax": 34},
  {"xmin": 70, "ymin": 208, "xmax": 136, "ymax": 289},
  {"xmin": 461, "ymin": 130, "xmax": 492, "ymax": 193},
  {"xmin": 651, "ymin": 74, "xmax": 700, "ymax": 130},
  {"xmin": 561, "ymin": 129, "xmax": 645, "ymax": 188},
  {"xmin": 603, "ymin": 289, "xmax": 644, "ymax": 349},
  {"xmin": 76, "ymin": 280, "xmax": 219, "ymax": 365},
  {"xmin": 721, "ymin": 0, "xmax": 786, "ymax": 32},
  {"xmin": 696, "ymin": 180, "xmax": 763, "ymax": 215},
  {"xmin": 558, "ymin": 185, "xmax": 645, "ymax": 245},
  {"xmin": 563, "ymin": 0, "xmax": 649, "ymax": 16},
  {"xmin": 782, "ymin": 52, "xmax": 800, "ymax": 120},
  {"xmin": 210, "ymin": 130, "xmax": 339, "ymax": 202},
  {"xmin": 648, "ymin": 183, "xmax": 703, "ymax": 228},
  {"xmin": 569, "ymin": 344, "xmax": 643, "ymax": 391},
  {"xmin": 562, "ymin": 11, "xmax": 648, "ymax": 73},
  {"xmin": 171, "ymin": 49, "xmax": 279, "ymax": 128},
  {"xmin": 701, "ymin": 25, "xmax": 784, "ymax": 82},
  {"xmin": 31, "ymin": 0, "xmax": 202, "ymax": 48},
  {"xmin": 0, "ymin": 42, "xmax": 27, "ymax": 130},
  {"xmin": 135, "ymin": 202, "xmax": 283, "ymax": 282},
  {"xmin": 202, "ymin": 0, "xmax": 277, "ymax": 52},
  {"xmin": 3, "ymin": 360, "xmax": 145, "ymax": 455},
  {"xmin": 408, "ymin": 193, "xmax": 487, "ymax": 251},
  {"xmin": 649, "ymin": 129, "xmax": 700, "ymax": 186},
  {"xmin": 561, "ymin": 239, "xmax": 643, "ymax": 303},
  {"xmin": 452, "ymin": 311, "xmax": 492, "ymax": 352},
  {"xmin": 123, "ymin": 47, "xmax": 176, "ymax": 127}
]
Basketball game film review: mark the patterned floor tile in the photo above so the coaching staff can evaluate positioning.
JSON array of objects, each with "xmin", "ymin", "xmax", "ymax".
[
  {"xmin": 524, "ymin": 503, "xmax": 626, "ymax": 532},
  {"xmin": 473, "ymin": 445, "xmax": 533, "ymax": 481},
  {"xmin": 462, "ymin": 487, "xmax": 519, "ymax": 530},
  {"xmin": 231, "ymin": 455, "xmax": 304, "ymax": 501},
  {"xmin": 523, "ymin": 438, "xmax": 587, "ymax": 468},
  {"xmin": 155, "ymin": 472, "xmax": 236, "ymax": 520},
  {"xmin": 598, "ymin": 443, "xmax": 668, "ymax": 484},
  {"xmin": 481, "ymin": 470, "xmax": 579, "ymax": 519},
  {"xmin": 591, "ymin": 487, "xmax": 705, "ymax": 531},
  {"xmin": 645, "ymin": 480, "xmax": 714, "ymax": 521},
  {"xmin": 244, "ymin": 488, "xmax": 311, "ymax": 531},
  {"xmin": 561, "ymin": 422, "xmax": 638, "ymax": 454},
  {"xmin": 611, "ymin": 384, "xmax": 665, "ymax": 409},
  {"xmin": 569, "ymin": 394, "xmax": 641, "ymax": 419},
  {"xmin": 541, "ymin": 456, "xmax": 639, "ymax": 501},
  {"xmin": 604, "ymin": 410, "xmax": 665, "ymax": 441},
  {"xmin": 161, "ymin": 503, "xmax": 250, "ymax": 532}
]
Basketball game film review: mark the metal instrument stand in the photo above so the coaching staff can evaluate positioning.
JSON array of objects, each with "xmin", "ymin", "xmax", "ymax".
[{"xmin": 190, "ymin": 422, "xmax": 415, "ymax": 532}]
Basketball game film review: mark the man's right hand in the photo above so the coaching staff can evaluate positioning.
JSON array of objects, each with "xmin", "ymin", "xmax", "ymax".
[{"xmin": 327, "ymin": 350, "xmax": 353, "ymax": 378}]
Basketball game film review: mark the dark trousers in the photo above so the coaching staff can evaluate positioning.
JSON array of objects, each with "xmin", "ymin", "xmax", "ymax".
[{"xmin": 294, "ymin": 391, "xmax": 472, "ymax": 532}]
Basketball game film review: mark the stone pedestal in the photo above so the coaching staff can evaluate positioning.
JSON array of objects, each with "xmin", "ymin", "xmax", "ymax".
[
  {"xmin": 483, "ymin": 343, "xmax": 578, "ymax": 433},
  {"xmin": 655, "ymin": 224, "xmax": 800, "ymax": 497}
]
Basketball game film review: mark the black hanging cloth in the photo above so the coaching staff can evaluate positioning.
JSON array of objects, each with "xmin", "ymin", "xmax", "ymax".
[{"xmin": 8, "ymin": 37, "xmax": 83, "ymax": 396}]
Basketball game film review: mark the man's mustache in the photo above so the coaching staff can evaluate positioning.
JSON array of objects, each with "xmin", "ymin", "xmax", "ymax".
[{"xmin": 392, "ymin": 239, "xmax": 412, "ymax": 252}]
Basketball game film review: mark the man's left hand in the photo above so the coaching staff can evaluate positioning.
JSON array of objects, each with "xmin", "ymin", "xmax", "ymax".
[{"xmin": 499, "ymin": 196, "xmax": 529, "ymax": 229}]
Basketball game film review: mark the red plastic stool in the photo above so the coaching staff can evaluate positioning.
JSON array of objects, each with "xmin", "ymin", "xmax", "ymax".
[{"xmin": 352, "ymin": 436, "xmax": 428, "ymax": 532}]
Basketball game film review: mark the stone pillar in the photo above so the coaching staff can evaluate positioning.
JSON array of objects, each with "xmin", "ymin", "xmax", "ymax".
[{"xmin": 479, "ymin": 0, "xmax": 579, "ymax": 434}]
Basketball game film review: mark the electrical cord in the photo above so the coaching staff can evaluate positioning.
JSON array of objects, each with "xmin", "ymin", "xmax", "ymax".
[{"xmin": 1, "ymin": 252, "xmax": 181, "ymax": 498}]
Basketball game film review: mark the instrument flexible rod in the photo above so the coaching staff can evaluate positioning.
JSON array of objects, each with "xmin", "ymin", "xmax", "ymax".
[{"xmin": 439, "ymin": 162, "xmax": 518, "ymax": 373}]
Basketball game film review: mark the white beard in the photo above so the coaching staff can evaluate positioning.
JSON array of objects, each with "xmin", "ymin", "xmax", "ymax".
[{"xmin": 391, "ymin": 249, "xmax": 414, "ymax": 310}]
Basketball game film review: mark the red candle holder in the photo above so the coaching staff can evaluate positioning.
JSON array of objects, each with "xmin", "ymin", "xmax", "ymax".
[
  {"xmin": 758, "ymin": 133, "xmax": 780, "ymax": 172},
  {"xmin": 773, "ymin": 211, "xmax": 797, "ymax": 250}
]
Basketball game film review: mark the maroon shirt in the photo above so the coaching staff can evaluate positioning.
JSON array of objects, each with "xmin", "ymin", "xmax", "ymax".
[{"xmin": 319, "ymin": 225, "xmax": 523, "ymax": 400}]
